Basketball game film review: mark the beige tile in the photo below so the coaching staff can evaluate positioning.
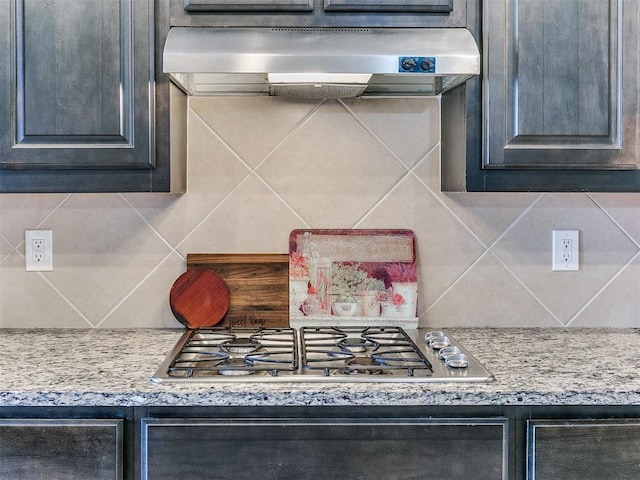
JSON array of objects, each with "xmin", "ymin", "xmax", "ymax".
[
  {"xmin": 439, "ymin": 192, "xmax": 540, "ymax": 247},
  {"xmin": 177, "ymin": 174, "xmax": 306, "ymax": 254},
  {"xmin": 98, "ymin": 252, "xmax": 185, "ymax": 328},
  {"xmin": 0, "ymin": 252, "xmax": 90, "ymax": 328},
  {"xmin": 342, "ymin": 97, "xmax": 440, "ymax": 168},
  {"xmin": 591, "ymin": 193, "xmax": 640, "ymax": 246},
  {"xmin": 412, "ymin": 145, "xmax": 441, "ymax": 192},
  {"xmin": 358, "ymin": 175, "xmax": 487, "ymax": 309},
  {"xmin": 36, "ymin": 194, "xmax": 173, "ymax": 325},
  {"xmin": 190, "ymin": 97, "xmax": 319, "ymax": 168},
  {"xmin": 570, "ymin": 254, "xmax": 640, "ymax": 327},
  {"xmin": 424, "ymin": 252, "xmax": 560, "ymax": 327},
  {"xmin": 0, "ymin": 234, "xmax": 14, "ymax": 261},
  {"xmin": 259, "ymin": 100, "xmax": 406, "ymax": 228},
  {"xmin": 124, "ymin": 111, "xmax": 251, "ymax": 247},
  {"xmin": 491, "ymin": 193, "xmax": 639, "ymax": 324},
  {"xmin": 0, "ymin": 193, "xmax": 69, "ymax": 247}
]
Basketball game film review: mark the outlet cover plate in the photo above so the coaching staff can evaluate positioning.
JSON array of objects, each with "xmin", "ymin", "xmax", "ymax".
[
  {"xmin": 25, "ymin": 229, "xmax": 53, "ymax": 271},
  {"xmin": 552, "ymin": 229, "xmax": 579, "ymax": 271}
]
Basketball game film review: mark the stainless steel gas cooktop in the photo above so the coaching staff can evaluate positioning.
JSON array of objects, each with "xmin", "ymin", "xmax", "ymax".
[{"xmin": 151, "ymin": 326, "xmax": 494, "ymax": 384}]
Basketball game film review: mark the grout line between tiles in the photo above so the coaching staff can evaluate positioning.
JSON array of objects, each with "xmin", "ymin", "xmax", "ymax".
[
  {"xmin": 409, "ymin": 155, "xmax": 492, "ymax": 250},
  {"xmin": 489, "ymin": 250, "xmax": 565, "ymax": 327},
  {"xmin": 189, "ymin": 106, "xmax": 255, "ymax": 173},
  {"xmin": 423, "ymin": 248, "xmax": 563, "ymax": 327},
  {"xmin": 424, "ymin": 250, "xmax": 493, "ymax": 312},
  {"xmin": 352, "ymin": 137, "xmax": 440, "ymax": 229},
  {"xmin": 37, "ymin": 273, "xmax": 95, "ymax": 328},
  {"xmin": 174, "ymin": 177, "xmax": 248, "ymax": 252},
  {"xmin": 177, "ymin": 100, "xmax": 323, "ymax": 245},
  {"xmin": 356, "ymin": 140, "xmax": 443, "ymax": 228},
  {"xmin": 587, "ymin": 193, "xmax": 640, "ymax": 249},
  {"xmin": 94, "ymin": 251, "xmax": 177, "ymax": 328},
  {"xmin": 170, "ymin": 110, "xmax": 254, "ymax": 249},
  {"xmin": 353, "ymin": 166, "xmax": 421, "ymax": 228},
  {"xmin": 174, "ymin": 169, "xmax": 301, "ymax": 252},
  {"xmin": 564, "ymin": 250, "xmax": 640, "ymax": 327},
  {"xmin": 0, "ymin": 230, "xmax": 17, "ymax": 251},
  {"xmin": 338, "ymin": 98, "xmax": 415, "ymax": 171},
  {"xmin": 352, "ymin": 139, "xmax": 440, "ymax": 228},
  {"xmin": 13, "ymin": 194, "xmax": 73, "ymax": 251},
  {"xmin": 0, "ymin": 232, "xmax": 15, "ymax": 265},
  {"xmin": 247, "ymin": 100, "xmax": 327, "ymax": 226},
  {"xmin": 484, "ymin": 193, "xmax": 545, "ymax": 252},
  {"xmin": 251, "ymin": 100, "xmax": 325, "ymax": 173},
  {"xmin": 117, "ymin": 193, "xmax": 183, "ymax": 257},
  {"xmin": 250, "ymin": 172, "xmax": 313, "ymax": 228}
]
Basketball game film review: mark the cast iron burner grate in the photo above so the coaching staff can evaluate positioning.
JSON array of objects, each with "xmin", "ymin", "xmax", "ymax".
[
  {"xmin": 167, "ymin": 327, "xmax": 298, "ymax": 378},
  {"xmin": 300, "ymin": 326, "xmax": 432, "ymax": 377}
]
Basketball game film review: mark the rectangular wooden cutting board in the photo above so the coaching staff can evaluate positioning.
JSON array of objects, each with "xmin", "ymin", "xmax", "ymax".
[{"xmin": 187, "ymin": 253, "xmax": 289, "ymax": 327}]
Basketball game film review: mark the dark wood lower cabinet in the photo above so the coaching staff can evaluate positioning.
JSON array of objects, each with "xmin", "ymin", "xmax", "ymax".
[
  {"xmin": 0, "ymin": 418, "xmax": 123, "ymax": 480},
  {"xmin": 527, "ymin": 419, "xmax": 640, "ymax": 480},
  {"xmin": 141, "ymin": 417, "xmax": 508, "ymax": 480},
  {"xmin": 3, "ymin": 406, "xmax": 640, "ymax": 480}
]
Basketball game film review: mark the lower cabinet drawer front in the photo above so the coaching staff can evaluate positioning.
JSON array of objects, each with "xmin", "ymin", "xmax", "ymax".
[
  {"xmin": 0, "ymin": 418, "xmax": 123, "ymax": 480},
  {"xmin": 141, "ymin": 417, "xmax": 508, "ymax": 480},
  {"xmin": 527, "ymin": 419, "xmax": 640, "ymax": 480}
]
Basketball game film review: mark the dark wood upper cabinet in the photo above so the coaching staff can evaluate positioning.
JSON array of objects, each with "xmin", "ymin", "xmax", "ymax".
[
  {"xmin": 171, "ymin": 0, "xmax": 467, "ymax": 27},
  {"xmin": 484, "ymin": 0, "xmax": 638, "ymax": 170},
  {"xmin": 4, "ymin": 0, "xmax": 147, "ymax": 169},
  {"xmin": 182, "ymin": 0, "xmax": 452, "ymax": 13},
  {"xmin": 323, "ymin": 0, "xmax": 454, "ymax": 13},
  {"xmin": 0, "ymin": 0, "xmax": 182, "ymax": 193},
  {"xmin": 443, "ymin": 0, "xmax": 640, "ymax": 192},
  {"xmin": 183, "ymin": 0, "xmax": 313, "ymax": 12}
]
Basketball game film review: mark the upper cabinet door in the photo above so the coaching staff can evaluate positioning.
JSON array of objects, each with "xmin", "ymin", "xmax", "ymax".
[
  {"xmin": 323, "ymin": 0, "xmax": 453, "ymax": 13},
  {"xmin": 484, "ymin": 0, "xmax": 639, "ymax": 170},
  {"xmin": 183, "ymin": 0, "xmax": 313, "ymax": 12},
  {"xmin": 172, "ymin": 0, "xmax": 467, "ymax": 28},
  {"xmin": 182, "ymin": 0, "xmax": 452, "ymax": 13},
  {"xmin": 0, "ymin": 0, "xmax": 153, "ymax": 169}
]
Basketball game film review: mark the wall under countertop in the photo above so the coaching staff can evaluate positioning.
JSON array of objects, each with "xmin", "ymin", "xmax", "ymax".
[{"xmin": 0, "ymin": 97, "xmax": 638, "ymax": 329}]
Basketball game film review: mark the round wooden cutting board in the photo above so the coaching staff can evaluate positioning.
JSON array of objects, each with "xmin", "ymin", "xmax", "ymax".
[{"xmin": 169, "ymin": 269, "xmax": 230, "ymax": 329}]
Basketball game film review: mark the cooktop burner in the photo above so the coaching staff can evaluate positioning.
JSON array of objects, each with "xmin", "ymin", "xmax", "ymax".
[
  {"xmin": 300, "ymin": 326, "xmax": 432, "ymax": 377},
  {"xmin": 163, "ymin": 327, "xmax": 297, "ymax": 378},
  {"xmin": 152, "ymin": 326, "xmax": 494, "ymax": 384}
]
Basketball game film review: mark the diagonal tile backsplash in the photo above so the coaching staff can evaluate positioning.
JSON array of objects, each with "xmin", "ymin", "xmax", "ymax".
[
  {"xmin": 491, "ymin": 194, "xmax": 639, "ymax": 325},
  {"xmin": 0, "ymin": 97, "xmax": 638, "ymax": 329},
  {"xmin": 258, "ymin": 100, "xmax": 408, "ymax": 228}
]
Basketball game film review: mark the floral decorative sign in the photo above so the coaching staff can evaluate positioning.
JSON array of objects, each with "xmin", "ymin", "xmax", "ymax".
[{"xmin": 289, "ymin": 229, "xmax": 418, "ymax": 328}]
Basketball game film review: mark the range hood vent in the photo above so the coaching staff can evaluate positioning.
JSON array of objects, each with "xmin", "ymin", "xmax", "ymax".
[{"xmin": 163, "ymin": 27, "xmax": 480, "ymax": 98}]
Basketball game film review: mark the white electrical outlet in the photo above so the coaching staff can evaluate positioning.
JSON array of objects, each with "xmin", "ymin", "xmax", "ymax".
[
  {"xmin": 552, "ymin": 230, "xmax": 579, "ymax": 271},
  {"xmin": 25, "ymin": 230, "xmax": 53, "ymax": 271}
]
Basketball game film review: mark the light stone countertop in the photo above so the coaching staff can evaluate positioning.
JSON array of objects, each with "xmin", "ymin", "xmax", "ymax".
[{"xmin": 1, "ymin": 328, "xmax": 639, "ymax": 407}]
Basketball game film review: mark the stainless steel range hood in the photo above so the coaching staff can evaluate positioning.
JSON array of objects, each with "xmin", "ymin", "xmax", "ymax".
[{"xmin": 163, "ymin": 27, "xmax": 480, "ymax": 98}]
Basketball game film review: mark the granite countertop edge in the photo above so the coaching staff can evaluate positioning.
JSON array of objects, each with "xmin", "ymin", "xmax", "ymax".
[{"xmin": 1, "ymin": 327, "xmax": 639, "ymax": 408}]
